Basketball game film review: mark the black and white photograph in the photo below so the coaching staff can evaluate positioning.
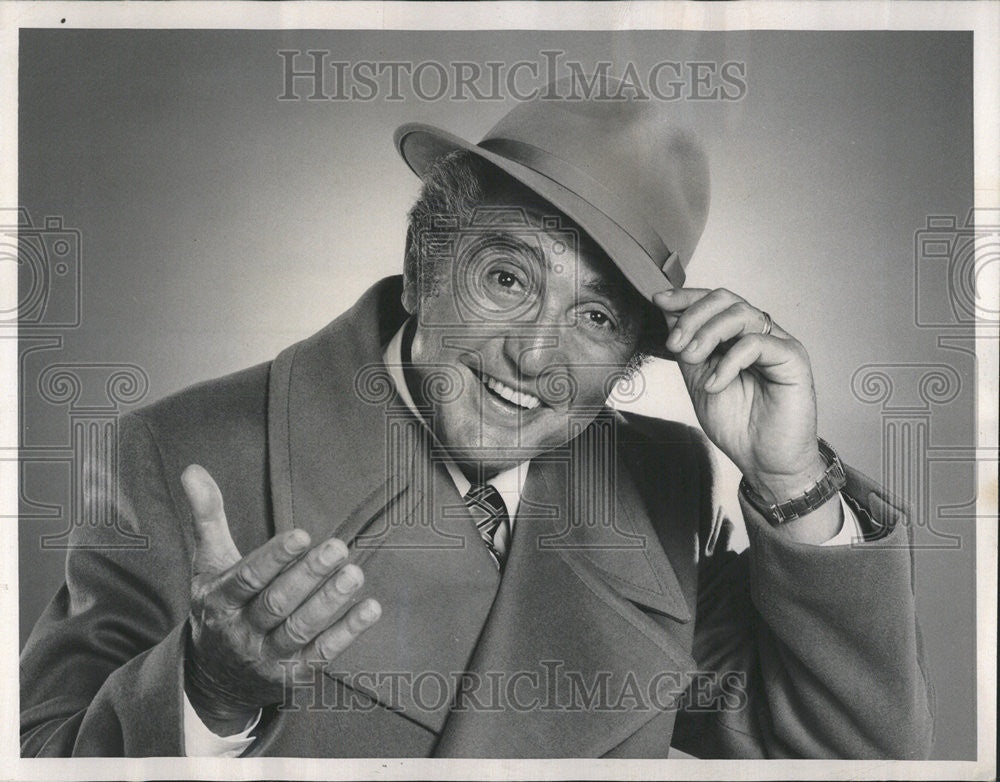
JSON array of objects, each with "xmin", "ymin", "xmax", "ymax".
[{"xmin": 2, "ymin": 2, "xmax": 997, "ymax": 779}]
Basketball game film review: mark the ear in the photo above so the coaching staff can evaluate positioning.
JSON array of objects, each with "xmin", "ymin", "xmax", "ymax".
[
  {"xmin": 401, "ymin": 274, "xmax": 419, "ymax": 315},
  {"xmin": 401, "ymin": 230, "xmax": 420, "ymax": 315}
]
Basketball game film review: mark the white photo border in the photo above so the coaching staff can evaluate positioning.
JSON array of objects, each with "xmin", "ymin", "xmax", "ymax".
[{"xmin": 1, "ymin": 2, "xmax": 996, "ymax": 780}]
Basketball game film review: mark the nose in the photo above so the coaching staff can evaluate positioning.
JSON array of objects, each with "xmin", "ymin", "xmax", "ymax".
[
  {"xmin": 502, "ymin": 283, "xmax": 583, "ymax": 380},
  {"xmin": 499, "ymin": 289, "xmax": 582, "ymax": 403},
  {"xmin": 502, "ymin": 329, "xmax": 566, "ymax": 379}
]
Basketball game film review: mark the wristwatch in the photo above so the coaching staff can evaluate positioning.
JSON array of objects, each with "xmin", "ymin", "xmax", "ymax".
[{"xmin": 738, "ymin": 438, "xmax": 847, "ymax": 524}]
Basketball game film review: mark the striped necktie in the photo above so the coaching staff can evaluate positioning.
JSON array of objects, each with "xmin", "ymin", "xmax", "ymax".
[{"xmin": 463, "ymin": 483, "xmax": 510, "ymax": 569}]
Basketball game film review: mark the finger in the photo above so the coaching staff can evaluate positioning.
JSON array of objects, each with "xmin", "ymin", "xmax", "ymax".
[
  {"xmin": 244, "ymin": 537, "xmax": 350, "ymax": 632},
  {"xmin": 703, "ymin": 334, "xmax": 802, "ymax": 393},
  {"xmin": 182, "ymin": 464, "xmax": 242, "ymax": 575},
  {"xmin": 214, "ymin": 528, "xmax": 312, "ymax": 608},
  {"xmin": 307, "ymin": 598, "xmax": 382, "ymax": 664},
  {"xmin": 653, "ymin": 288, "xmax": 709, "ymax": 341},
  {"xmin": 651, "ymin": 287, "xmax": 714, "ymax": 312},
  {"xmin": 652, "ymin": 289, "xmax": 721, "ymax": 354},
  {"xmin": 676, "ymin": 302, "xmax": 770, "ymax": 365},
  {"xmin": 658, "ymin": 288, "xmax": 743, "ymax": 354},
  {"xmin": 264, "ymin": 562, "xmax": 365, "ymax": 656}
]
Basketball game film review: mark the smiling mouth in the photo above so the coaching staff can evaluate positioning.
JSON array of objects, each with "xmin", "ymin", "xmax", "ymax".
[{"xmin": 475, "ymin": 370, "xmax": 542, "ymax": 411}]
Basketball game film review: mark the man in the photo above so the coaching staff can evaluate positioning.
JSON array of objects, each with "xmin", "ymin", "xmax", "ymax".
[{"xmin": 20, "ymin": 76, "xmax": 934, "ymax": 759}]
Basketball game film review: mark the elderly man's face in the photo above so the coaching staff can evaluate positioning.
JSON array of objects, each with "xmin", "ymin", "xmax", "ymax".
[{"xmin": 402, "ymin": 177, "xmax": 645, "ymax": 478}]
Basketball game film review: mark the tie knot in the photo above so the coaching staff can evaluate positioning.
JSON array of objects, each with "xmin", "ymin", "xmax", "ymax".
[
  {"xmin": 464, "ymin": 484, "xmax": 510, "ymax": 568},
  {"xmin": 464, "ymin": 483, "xmax": 507, "ymax": 534}
]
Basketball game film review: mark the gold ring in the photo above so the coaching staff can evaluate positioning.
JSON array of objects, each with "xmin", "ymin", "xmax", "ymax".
[{"xmin": 760, "ymin": 310, "xmax": 773, "ymax": 337}]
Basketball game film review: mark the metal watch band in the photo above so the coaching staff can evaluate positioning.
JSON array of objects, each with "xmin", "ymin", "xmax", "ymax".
[{"xmin": 738, "ymin": 438, "xmax": 848, "ymax": 524}]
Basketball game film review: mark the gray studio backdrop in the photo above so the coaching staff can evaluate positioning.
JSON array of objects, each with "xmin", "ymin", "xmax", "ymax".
[{"xmin": 16, "ymin": 29, "xmax": 976, "ymax": 758}]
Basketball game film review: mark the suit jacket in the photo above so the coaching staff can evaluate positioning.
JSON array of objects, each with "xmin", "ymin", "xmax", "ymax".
[{"xmin": 20, "ymin": 276, "xmax": 934, "ymax": 759}]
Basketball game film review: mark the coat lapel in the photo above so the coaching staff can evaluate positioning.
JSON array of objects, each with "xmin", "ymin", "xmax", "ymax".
[
  {"xmin": 322, "ymin": 434, "xmax": 504, "ymax": 734},
  {"xmin": 266, "ymin": 277, "xmax": 502, "ymax": 735},
  {"xmin": 434, "ymin": 411, "xmax": 696, "ymax": 757}
]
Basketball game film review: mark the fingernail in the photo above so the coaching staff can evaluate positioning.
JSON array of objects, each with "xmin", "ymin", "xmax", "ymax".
[
  {"xmin": 361, "ymin": 601, "xmax": 381, "ymax": 622},
  {"xmin": 705, "ymin": 372, "xmax": 717, "ymax": 390},
  {"xmin": 685, "ymin": 339, "xmax": 699, "ymax": 355},
  {"xmin": 182, "ymin": 468, "xmax": 208, "ymax": 502},
  {"xmin": 318, "ymin": 539, "xmax": 345, "ymax": 566},
  {"xmin": 286, "ymin": 530, "xmax": 309, "ymax": 552},
  {"xmin": 335, "ymin": 568, "xmax": 360, "ymax": 593},
  {"xmin": 667, "ymin": 330, "xmax": 683, "ymax": 349}
]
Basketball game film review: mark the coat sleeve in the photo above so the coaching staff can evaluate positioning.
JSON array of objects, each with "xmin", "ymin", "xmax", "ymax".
[
  {"xmin": 20, "ymin": 412, "xmax": 194, "ymax": 757},
  {"xmin": 669, "ymin": 429, "xmax": 935, "ymax": 759}
]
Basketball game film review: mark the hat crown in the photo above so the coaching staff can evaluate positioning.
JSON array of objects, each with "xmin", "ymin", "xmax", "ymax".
[
  {"xmin": 480, "ymin": 78, "xmax": 710, "ymax": 271},
  {"xmin": 395, "ymin": 74, "xmax": 711, "ymax": 302}
]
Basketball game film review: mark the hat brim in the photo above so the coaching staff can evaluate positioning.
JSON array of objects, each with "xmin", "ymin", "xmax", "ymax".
[{"xmin": 394, "ymin": 122, "xmax": 676, "ymax": 359}]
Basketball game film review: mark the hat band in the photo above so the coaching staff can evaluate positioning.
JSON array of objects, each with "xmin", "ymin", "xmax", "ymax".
[{"xmin": 477, "ymin": 136, "xmax": 685, "ymax": 288}]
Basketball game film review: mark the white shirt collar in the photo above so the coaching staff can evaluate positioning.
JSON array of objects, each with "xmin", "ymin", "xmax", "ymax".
[{"xmin": 382, "ymin": 319, "xmax": 529, "ymax": 524}]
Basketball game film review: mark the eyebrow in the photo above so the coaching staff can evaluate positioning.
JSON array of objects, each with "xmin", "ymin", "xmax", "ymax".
[
  {"xmin": 580, "ymin": 278, "xmax": 625, "ymax": 301},
  {"xmin": 477, "ymin": 231, "xmax": 545, "ymax": 265}
]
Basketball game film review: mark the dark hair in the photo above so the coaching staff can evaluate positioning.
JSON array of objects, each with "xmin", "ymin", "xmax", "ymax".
[{"xmin": 404, "ymin": 150, "xmax": 666, "ymax": 367}]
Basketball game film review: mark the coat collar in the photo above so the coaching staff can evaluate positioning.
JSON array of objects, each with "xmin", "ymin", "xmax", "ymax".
[
  {"xmin": 265, "ymin": 276, "xmax": 694, "ymax": 750},
  {"xmin": 268, "ymin": 276, "xmax": 413, "ymax": 538}
]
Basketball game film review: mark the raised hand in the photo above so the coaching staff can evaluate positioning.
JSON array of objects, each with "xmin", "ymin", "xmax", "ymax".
[
  {"xmin": 181, "ymin": 464, "xmax": 381, "ymax": 735},
  {"xmin": 652, "ymin": 287, "xmax": 829, "ymax": 506}
]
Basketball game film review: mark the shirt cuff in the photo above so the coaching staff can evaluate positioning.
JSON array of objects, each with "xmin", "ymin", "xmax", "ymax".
[
  {"xmin": 182, "ymin": 691, "xmax": 261, "ymax": 757},
  {"xmin": 819, "ymin": 493, "xmax": 866, "ymax": 546}
]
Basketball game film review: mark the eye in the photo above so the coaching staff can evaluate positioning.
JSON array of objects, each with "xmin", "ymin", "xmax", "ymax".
[
  {"xmin": 581, "ymin": 308, "xmax": 617, "ymax": 330},
  {"xmin": 495, "ymin": 270, "xmax": 519, "ymax": 289},
  {"xmin": 486, "ymin": 265, "xmax": 528, "ymax": 294}
]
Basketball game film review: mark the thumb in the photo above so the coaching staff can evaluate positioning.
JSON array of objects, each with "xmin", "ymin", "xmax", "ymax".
[{"xmin": 181, "ymin": 464, "xmax": 241, "ymax": 575}]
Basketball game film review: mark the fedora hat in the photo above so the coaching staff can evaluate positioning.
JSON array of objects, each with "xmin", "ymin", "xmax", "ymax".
[{"xmin": 394, "ymin": 74, "xmax": 710, "ymax": 301}]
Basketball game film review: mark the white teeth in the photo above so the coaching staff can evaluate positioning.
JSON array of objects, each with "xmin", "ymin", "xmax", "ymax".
[{"xmin": 484, "ymin": 374, "xmax": 541, "ymax": 410}]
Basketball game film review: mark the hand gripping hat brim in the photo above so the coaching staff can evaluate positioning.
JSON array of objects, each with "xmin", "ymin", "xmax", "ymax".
[{"xmin": 394, "ymin": 75, "xmax": 711, "ymax": 301}]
